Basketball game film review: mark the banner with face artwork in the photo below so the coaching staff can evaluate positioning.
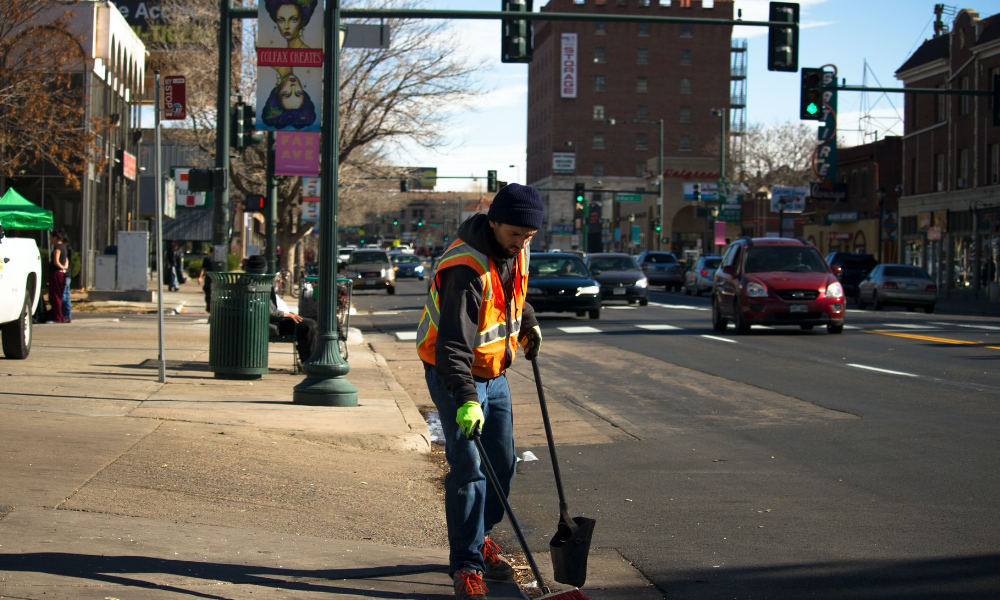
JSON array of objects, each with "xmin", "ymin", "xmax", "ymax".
[{"xmin": 255, "ymin": 0, "xmax": 324, "ymax": 132}]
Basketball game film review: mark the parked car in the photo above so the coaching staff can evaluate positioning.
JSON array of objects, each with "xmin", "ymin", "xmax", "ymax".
[
  {"xmin": 389, "ymin": 252, "xmax": 426, "ymax": 280},
  {"xmin": 337, "ymin": 247, "xmax": 354, "ymax": 269},
  {"xmin": 526, "ymin": 253, "xmax": 602, "ymax": 319},
  {"xmin": 856, "ymin": 264, "xmax": 937, "ymax": 313},
  {"xmin": 684, "ymin": 255, "xmax": 722, "ymax": 296},
  {"xmin": 344, "ymin": 249, "xmax": 395, "ymax": 294},
  {"xmin": 584, "ymin": 253, "xmax": 648, "ymax": 305},
  {"xmin": 711, "ymin": 238, "xmax": 845, "ymax": 334},
  {"xmin": 0, "ymin": 225, "xmax": 42, "ymax": 359},
  {"xmin": 825, "ymin": 251, "xmax": 878, "ymax": 301},
  {"xmin": 635, "ymin": 251, "xmax": 685, "ymax": 291}
]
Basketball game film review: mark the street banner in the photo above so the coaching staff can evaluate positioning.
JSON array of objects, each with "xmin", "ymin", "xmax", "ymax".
[
  {"xmin": 770, "ymin": 186, "xmax": 808, "ymax": 213},
  {"xmin": 274, "ymin": 131, "xmax": 320, "ymax": 176},
  {"xmin": 302, "ymin": 200, "xmax": 320, "ymax": 222},
  {"xmin": 256, "ymin": 0, "xmax": 324, "ymax": 132},
  {"xmin": 163, "ymin": 76, "xmax": 186, "ymax": 120},
  {"xmin": 302, "ymin": 177, "xmax": 321, "ymax": 201},
  {"xmin": 560, "ymin": 33, "xmax": 577, "ymax": 98}
]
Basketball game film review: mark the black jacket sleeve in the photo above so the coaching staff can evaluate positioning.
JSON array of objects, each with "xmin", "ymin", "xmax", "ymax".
[
  {"xmin": 519, "ymin": 301, "xmax": 538, "ymax": 334},
  {"xmin": 268, "ymin": 289, "xmax": 284, "ymax": 322},
  {"xmin": 433, "ymin": 265, "xmax": 485, "ymax": 407}
]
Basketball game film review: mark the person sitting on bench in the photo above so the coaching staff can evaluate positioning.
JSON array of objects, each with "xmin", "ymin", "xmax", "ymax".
[{"xmin": 246, "ymin": 255, "xmax": 317, "ymax": 362}]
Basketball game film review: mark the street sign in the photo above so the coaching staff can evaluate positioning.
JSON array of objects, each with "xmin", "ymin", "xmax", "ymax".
[
  {"xmin": 615, "ymin": 193, "xmax": 643, "ymax": 203},
  {"xmin": 771, "ymin": 186, "xmax": 808, "ymax": 213},
  {"xmin": 163, "ymin": 76, "xmax": 186, "ymax": 120},
  {"xmin": 718, "ymin": 205, "xmax": 742, "ymax": 223}
]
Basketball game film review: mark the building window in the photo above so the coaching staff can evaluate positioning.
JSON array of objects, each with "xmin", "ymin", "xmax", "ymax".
[
  {"xmin": 412, "ymin": 208, "xmax": 424, "ymax": 219},
  {"xmin": 911, "ymin": 157, "xmax": 918, "ymax": 195},
  {"xmin": 593, "ymin": 162, "xmax": 604, "ymax": 178},
  {"xmin": 680, "ymin": 78, "xmax": 691, "ymax": 94},
  {"xmin": 958, "ymin": 148, "xmax": 969, "ymax": 187},
  {"xmin": 961, "ymin": 76, "xmax": 969, "ymax": 115},
  {"xmin": 679, "ymin": 106, "xmax": 691, "ymax": 122},
  {"xmin": 636, "ymin": 163, "xmax": 648, "ymax": 177},
  {"xmin": 681, "ymin": 23, "xmax": 692, "ymax": 37},
  {"xmin": 636, "ymin": 133, "xmax": 648, "ymax": 150},
  {"xmin": 991, "ymin": 144, "xmax": 999, "ymax": 185},
  {"xmin": 594, "ymin": 76, "xmax": 605, "ymax": 92},
  {"xmin": 637, "ymin": 48, "xmax": 648, "ymax": 64},
  {"xmin": 618, "ymin": 0, "xmax": 628, "ymax": 5},
  {"xmin": 935, "ymin": 154, "xmax": 944, "ymax": 192},
  {"xmin": 595, "ymin": 21, "xmax": 605, "ymax": 34},
  {"xmin": 936, "ymin": 86, "xmax": 946, "ymax": 123},
  {"xmin": 639, "ymin": 0, "xmax": 651, "ymax": 6},
  {"xmin": 638, "ymin": 22, "xmax": 649, "ymax": 36},
  {"xmin": 593, "ymin": 133, "xmax": 605, "ymax": 149},
  {"xmin": 636, "ymin": 105, "xmax": 648, "ymax": 121},
  {"xmin": 637, "ymin": 77, "xmax": 648, "ymax": 93},
  {"xmin": 861, "ymin": 169, "xmax": 868, "ymax": 198},
  {"xmin": 680, "ymin": 49, "xmax": 692, "ymax": 65},
  {"xmin": 594, "ymin": 47, "xmax": 606, "ymax": 63},
  {"xmin": 679, "ymin": 135, "xmax": 691, "ymax": 151},
  {"xmin": 593, "ymin": 104, "xmax": 605, "ymax": 120}
]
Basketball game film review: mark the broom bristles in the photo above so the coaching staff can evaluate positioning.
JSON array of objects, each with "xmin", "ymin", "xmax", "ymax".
[{"xmin": 540, "ymin": 588, "xmax": 591, "ymax": 600}]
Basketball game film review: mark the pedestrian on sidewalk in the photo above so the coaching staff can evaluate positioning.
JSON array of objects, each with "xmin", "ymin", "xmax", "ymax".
[
  {"xmin": 416, "ymin": 183, "xmax": 544, "ymax": 600},
  {"xmin": 246, "ymin": 255, "xmax": 317, "ymax": 363},
  {"xmin": 47, "ymin": 230, "xmax": 69, "ymax": 323},
  {"xmin": 165, "ymin": 241, "xmax": 181, "ymax": 291},
  {"xmin": 56, "ymin": 227, "xmax": 73, "ymax": 322},
  {"xmin": 198, "ymin": 255, "xmax": 215, "ymax": 313}
]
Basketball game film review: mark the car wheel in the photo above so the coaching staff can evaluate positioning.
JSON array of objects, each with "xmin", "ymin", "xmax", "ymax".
[
  {"xmin": 856, "ymin": 291, "xmax": 867, "ymax": 310},
  {"xmin": 873, "ymin": 291, "xmax": 884, "ymax": 310},
  {"xmin": 1, "ymin": 290, "xmax": 33, "ymax": 360},
  {"xmin": 711, "ymin": 296, "xmax": 728, "ymax": 332},
  {"xmin": 828, "ymin": 323, "xmax": 844, "ymax": 334},
  {"xmin": 387, "ymin": 285, "xmax": 396, "ymax": 295},
  {"xmin": 925, "ymin": 304, "xmax": 935, "ymax": 314},
  {"xmin": 589, "ymin": 309, "xmax": 600, "ymax": 320},
  {"xmin": 800, "ymin": 324, "xmax": 814, "ymax": 330},
  {"xmin": 639, "ymin": 297, "xmax": 649, "ymax": 306},
  {"xmin": 734, "ymin": 300, "xmax": 751, "ymax": 335}
]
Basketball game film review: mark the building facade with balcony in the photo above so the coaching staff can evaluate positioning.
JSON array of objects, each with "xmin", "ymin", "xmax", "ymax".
[
  {"xmin": 895, "ymin": 8, "xmax": 1000, "ymax": 298},
  {"xmin": 526, "ymin": 0, "xmax": 734, "ymax": 255}
]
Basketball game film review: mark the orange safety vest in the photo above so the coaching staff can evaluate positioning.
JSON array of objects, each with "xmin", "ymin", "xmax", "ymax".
[{"xmin": 416, "ymin": 239, "xmax": 529, "ymax": 379}]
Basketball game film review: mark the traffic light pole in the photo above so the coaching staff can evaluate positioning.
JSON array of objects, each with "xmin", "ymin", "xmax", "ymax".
[
  {"xmin": 265, "ymin": 131, "xmax": 278, "ymax": 274},
  {"xmin": 213, "ymin": 0, "xmax": 231, "ymax": 260}
]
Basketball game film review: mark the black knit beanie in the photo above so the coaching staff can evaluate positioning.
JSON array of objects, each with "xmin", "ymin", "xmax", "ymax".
[
  {"xmin": 487, "ymin": 183, "xmax": 544, "ymax": 230},
  {"xmin": 246, "ymin": 255, "xmax": 268, "ymax": 274}
]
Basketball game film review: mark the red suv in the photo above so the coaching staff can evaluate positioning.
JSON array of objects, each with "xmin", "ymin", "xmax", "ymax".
[{"xmin": 711, "ymin": 238, "xmax": 845, "ymax": 334}]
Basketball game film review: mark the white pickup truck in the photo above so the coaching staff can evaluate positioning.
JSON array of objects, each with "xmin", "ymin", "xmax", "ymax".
[{"xmin": 0, "ymin": 225, "xmax": 42, "ymax": 359}]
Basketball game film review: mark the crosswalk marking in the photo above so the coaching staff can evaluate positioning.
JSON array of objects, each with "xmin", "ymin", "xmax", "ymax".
[
  {"xmin": 884, "ymin": 323, "xmax": 940, "ymax": 330},
  {"xmin": 557, "ymin": 326, "xmax": 603, "ymax": 334},
  {"xmin": 954, "ymin": 323, "xmax": 1000, "ymax": 331},
  {"xmin": 650, "ymin": 303, "xmax": 710, "ymax": 311},
  {"xmin": 637, "ymin": 324, "xmax": 681, "ymax": 331},
  {"xmin": 702, "ymin": 335, "xmax": 736, "ymax": 343},
  {"xmin": 395, "ymin": 331, "xmax": 417, "ymax": 341}
]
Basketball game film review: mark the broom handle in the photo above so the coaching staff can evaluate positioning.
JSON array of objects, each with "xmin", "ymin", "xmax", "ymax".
[
  {"xmin": 473, "ymin": 428, "xmax": 550, "ymax": 595},
  {"xmin": 531, "ymin": 358, "xmax": 575, "ymax": 527}
]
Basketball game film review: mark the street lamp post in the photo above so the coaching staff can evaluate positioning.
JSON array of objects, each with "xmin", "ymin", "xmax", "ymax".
[
  {"xmin": 657, "ymin": 118, "xmax": 663, "ymax": 251},
  {"xmin": 710, "ymin": 108, "xmax": 726, "ymax": 249},
  {"xmin": 876, "ymin": 187, "xmax": 886, "ymax": 263}
]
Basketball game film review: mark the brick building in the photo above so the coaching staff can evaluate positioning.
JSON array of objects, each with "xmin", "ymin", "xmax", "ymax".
[
  {"xmin": 526, "ymin": 0, "xmax": 736, "ymax": 255},
  {"xmin": 895, "ymin": 8, "xmax": 1000, "ymax": 298}
]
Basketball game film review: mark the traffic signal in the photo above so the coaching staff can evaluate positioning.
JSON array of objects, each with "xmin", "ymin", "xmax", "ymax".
[
  {"xmin": 800, "ymin": 67, "xmax": 824, "ymax": 120},
  {"xmin": 400, "ymin": 179, "xmax": 410, "ymax": 192},
  {"xmin": 652, "ymin": 218, "xmax": 661, "ymax": 232},
  {"xmin": 692, "ymin": 183, "xmax": 702, "ymax": 201},
  {"xmin": 229, "ymin": 102, "xmax": 245, "ymax": 150},
  {"xmin": 993, "ymin": 73, "xmax": 1000, "ymax": 127},
  {"xmin": 417, "ymin": 220, "xmax": 423, "ymax": 227},
  {"xmin": 245, "ymin": 195, "xmax": 265, "ymax": 213},
  {"xmin": 242, "ymin": 105, "xmax": 264, "ymax": 148},
  {"xmin": 573, "ymin": 182, "xmax": 585, "ymax": 206},
  {"xmin": 767, "ymin": 2, "xmax": 799, "ymax": 72},
  {"xmin": 392, "ymin": 218, "xmax": 399, "ymax": 226},
  {"xmin": 487, "ymin": 169, "xmax": 498, "ymax": 193},
  {"xmin": 501, "ymin": 0, "xmax": 533, "ymax": 63}
]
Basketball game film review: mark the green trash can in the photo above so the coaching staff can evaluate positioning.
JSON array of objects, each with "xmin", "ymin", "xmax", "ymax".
[{"xmin": 208, "ymin": 272, "xmax": 275, "ymax": 379}]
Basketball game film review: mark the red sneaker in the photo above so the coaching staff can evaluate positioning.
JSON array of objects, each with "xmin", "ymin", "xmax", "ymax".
[
  {"xmin": 481, "ymin": 535, "xmax": 514, "ymax": 581},
  {"xmin": 453, "ymin": 567, "xmax": 489, "ymax": 600}
]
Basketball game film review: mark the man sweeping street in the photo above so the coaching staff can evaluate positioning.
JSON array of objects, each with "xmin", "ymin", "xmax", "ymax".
[{"xmin": 417, "ymin": 183, "xmax": 544, "ymax": 600}]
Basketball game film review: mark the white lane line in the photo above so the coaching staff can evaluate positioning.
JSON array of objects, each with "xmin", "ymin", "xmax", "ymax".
[
  {"xmin": 637, "ymin": 324, "xmax": 681, "ymax": 331},
  {"xmin": 649, "ymin": 302, "xmax": 710, "ymax": 311},
  {"xmin": 701, "ymin": 335, "xmax": 736, "ymax": 344},
  {"xmin": 606, "ymin": 306, "xmax": 637, "ymax": 310},
  {"xmin": 844, "ymin": 325, "xmax": 861, "ymax": 330},
  {"xmin": 883, "ymin": 323, "xmax": 940, "ymax": 329},
  {"xmin": 372, "ymin": 310, "xmax": 400, "ymax": 315},
  {"xmin": 754, "ymin": 325, "xmax": 774, "ymax": 330},
  {"xmin": 558, "ymin": 326, "xmax": 602, "ymax": 334},
  {"xmin": 395, "ymin": 331, "xmax": 417, "ymax": 341},
  {"xmin": 955, "ymin": 324, "xmax": 1000, "ymax": 331},
  {"xmin": 847, "ymin": 363, "xmax": 917, "ymax": 377}
]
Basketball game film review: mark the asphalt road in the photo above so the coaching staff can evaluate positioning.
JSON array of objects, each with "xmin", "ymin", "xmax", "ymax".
[{"xmin": 355, "ymin": 277, "xmax": 1000, "ymax": 600}]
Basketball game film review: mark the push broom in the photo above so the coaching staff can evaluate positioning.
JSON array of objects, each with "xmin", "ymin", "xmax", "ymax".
[{"xmin": 472, "ymin": 426, "xmax": 591, "ymax": 600}]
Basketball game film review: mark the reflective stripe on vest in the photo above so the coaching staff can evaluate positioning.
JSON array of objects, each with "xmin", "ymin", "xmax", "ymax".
[{"xmin": 416, "ymin": 239, "xmax": 528, "ymax": 378}]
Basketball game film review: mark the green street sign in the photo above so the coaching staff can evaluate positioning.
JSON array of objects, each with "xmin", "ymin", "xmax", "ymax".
[
  {"xmin": 615, "ymin": 193, "xmax": 643, "ymax": 203},
  {"xmin": 718, "ymin": 206, "xmax": 742, "ymax": 223}
]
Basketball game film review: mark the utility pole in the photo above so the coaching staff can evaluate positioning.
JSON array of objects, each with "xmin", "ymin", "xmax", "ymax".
[{"xmin": 213, "ymin": 0, "xmax": 231, "ymax": 264}]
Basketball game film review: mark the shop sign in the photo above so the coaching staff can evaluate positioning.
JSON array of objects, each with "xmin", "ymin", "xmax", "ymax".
[
  {"xmin": 927, "ymin": 226, "xmax": 941, "ymax": 241},
  {"xmin": 560, "ymin": 34, "xmax": 577, "ymax": 98},
  {"xmin": 553, "ymin": 152, "xmax": 575, "ymax": 174},
  {"xmin": 824, "ymin": 210, "xmax": 858, "ymax": 225},
  {"xmin": 827, "ymin": 232, "xmax": 852, "ymax": 240}
]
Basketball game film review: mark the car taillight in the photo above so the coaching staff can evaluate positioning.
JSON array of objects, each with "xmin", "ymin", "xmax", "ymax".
[
  {"xmin": 882, "ymin": 281, "xmax": 898, "ymax": 289},
  {"xmin": 700, "ymin": 269, "xmax": 708, "ymax": 276},
  {"xmin": 926, "ymin": 284, "xmax": 937, "ymax": 292},
  {"xmin": 640, "ymin": 264, "xmax": 649, "ymax": 271}
]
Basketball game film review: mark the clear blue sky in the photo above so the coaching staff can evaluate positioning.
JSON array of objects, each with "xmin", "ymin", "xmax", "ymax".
[{"xmin": 393, "ymin": 0, "xmax": 995, "ymax": 191}]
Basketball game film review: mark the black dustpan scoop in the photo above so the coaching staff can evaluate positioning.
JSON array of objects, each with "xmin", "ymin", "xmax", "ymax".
[{"xmin": 531, "ymin": 358, "xmax": 597, "ymax": 588}]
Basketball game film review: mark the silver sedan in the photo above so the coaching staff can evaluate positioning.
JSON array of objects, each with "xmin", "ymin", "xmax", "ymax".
[{"xmin": 856, "ymin": 264, "xmax": 937, "ymax": 313}]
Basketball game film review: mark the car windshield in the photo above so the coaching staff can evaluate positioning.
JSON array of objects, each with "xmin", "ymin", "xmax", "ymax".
[
  {"xmin": 883, "ymin": 266, "xmax": 929, "ymax": 279},
  {"xmin": 643, "ymin": 254, "xmax": 677, "ymax": 264},
  {"xmin": 349, "ymin": 251, "xmax": 388, "ymax": 264},
  {"xmin": 392, "ymin": 255, "xmax": 421, "ymax": 264},
  {"xmin": 589, "ymin": 256, "xmax": 639, "ymax": 272},
  {"xmin": 704, "ymin": 258, "xmax": 721, "ymax": 269},
  {"xmin": 744, "ymin": 247, "xmax": 827, "ymax": 273},
  {"xmin": 529, "ymin": 257, "xmax": 590, "ymax": 278}
]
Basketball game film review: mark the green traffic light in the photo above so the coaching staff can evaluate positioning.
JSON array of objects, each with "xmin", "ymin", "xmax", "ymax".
[{"xmin": 806, "ymin": 102, "xmax": 819, "ymax": 115}]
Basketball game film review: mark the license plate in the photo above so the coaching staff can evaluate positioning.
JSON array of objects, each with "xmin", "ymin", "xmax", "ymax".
[
  {"xmin": 906, "ymin": 284, "xmax": 918, "ymax": 290},
  {"xmin": 365, "ymin": 279, "xmax": 376, "ymax": 285},
  {"xmin": 790, "ymin": 304, "xmax": 808, "ymax": 313},
  {"xmin": 613, "ymin": 287, "xmax": 626, "ymax": 295}
]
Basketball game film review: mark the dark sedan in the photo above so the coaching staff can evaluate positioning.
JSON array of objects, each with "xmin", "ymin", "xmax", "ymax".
[
  {"xmin": 526, "ymin": 253, "xmax": 602, "ymax": 319},
  {"xmin": 636, "ymin": 251, "xmax": 685, "ymax": 291},
  {"xmin": 584, "ymin": 253, "xmax": 649, "ymax": 306},
  {"xmin": 389, "ymin": 253, "xmax": 426, "ymax": 280}
]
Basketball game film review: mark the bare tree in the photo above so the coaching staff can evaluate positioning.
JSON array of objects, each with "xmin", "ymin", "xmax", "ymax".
[
  {"xmin": 147, "ymin": 0, "xmax": 485, "ymax": 270},
  {"xmin": 733, "ymin": 122, "xmax": 820, "ymax": 193},
  {"xmin": 0, "ymin": 0, "xmax": 108, "ymax": 189}
]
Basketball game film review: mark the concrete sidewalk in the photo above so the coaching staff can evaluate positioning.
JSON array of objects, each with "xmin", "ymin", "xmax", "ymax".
[{"xmin": 1, "ymin": 283, "xmax": 650, "ymax": 600}]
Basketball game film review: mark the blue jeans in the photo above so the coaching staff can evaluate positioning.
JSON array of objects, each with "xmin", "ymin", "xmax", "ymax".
[
  {"xmin": 62, "ymin": 277, "xmax": 72, "ymax": 321},
  {"xmin": 425, "ymin": 367, "xmax": 516, "ymax": 576}
]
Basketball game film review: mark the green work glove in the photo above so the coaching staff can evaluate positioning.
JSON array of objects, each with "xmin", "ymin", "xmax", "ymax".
[
  {"xmin": 519, "ymin": 325, "xmax": 542, "ymax": 360},
  {"xmin": 456, "ymin": 401, "xmax": 484, "ymax": 440}
]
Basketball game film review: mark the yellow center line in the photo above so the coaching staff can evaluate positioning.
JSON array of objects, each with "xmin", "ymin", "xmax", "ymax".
[{"xmin": 867, "ymin": 330, "xmax": 1000, "ymax": 350}]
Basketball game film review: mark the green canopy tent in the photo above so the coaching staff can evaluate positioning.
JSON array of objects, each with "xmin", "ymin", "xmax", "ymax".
[{"xmin": 0, "ymin": 188, "xmax": 54, "ymax": 230}]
